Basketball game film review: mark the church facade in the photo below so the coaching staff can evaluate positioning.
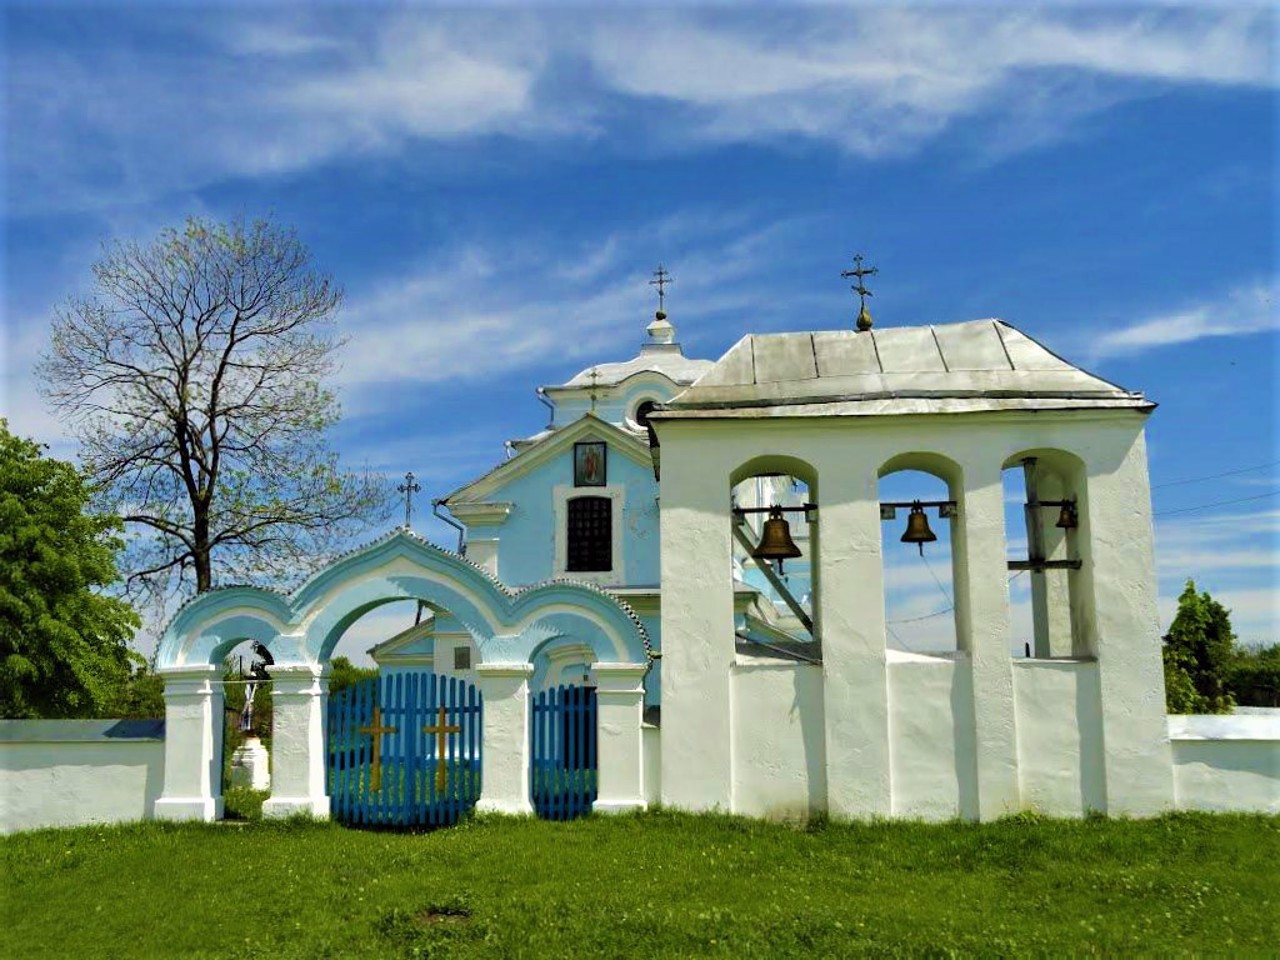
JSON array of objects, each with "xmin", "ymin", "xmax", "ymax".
[{"xmin": 147, "ymin": 299, "xmax": 1279, "ymax": 825}]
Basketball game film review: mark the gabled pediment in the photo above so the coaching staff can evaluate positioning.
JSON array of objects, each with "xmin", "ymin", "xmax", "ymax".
[
  {"xmin": 442, "ymin": 414, "xmax": 653, "ymax": 505},
  {"xmin": 367, "ymin": 616, "xmax": 436, "ymax": 660}
]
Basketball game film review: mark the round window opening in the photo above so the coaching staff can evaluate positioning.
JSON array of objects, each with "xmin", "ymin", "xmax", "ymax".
[{"xmin": 634, "ymin": 400, "xmax": 658, "ymax": 428}]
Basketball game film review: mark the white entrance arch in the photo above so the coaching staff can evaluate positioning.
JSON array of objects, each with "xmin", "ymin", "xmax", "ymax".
[{"xmin": 152, "ymin": 529, "xmax": 651, "ymax": 821}]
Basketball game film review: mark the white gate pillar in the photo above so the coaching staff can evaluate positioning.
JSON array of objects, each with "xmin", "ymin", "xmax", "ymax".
[
  {"xmin": 264, "ymin": 663, "xmax": 330, "ymax": 819},
  {"xmin": 154, "ymin": 665, "xmax": 224, "ymax": 822},
  {"xmin": 476, "ymin": 663, "xmax": 535, "ymax": 815},
  {"xmin": 593, "ymin": 662, "xmax": 649, "ymax": 814}
]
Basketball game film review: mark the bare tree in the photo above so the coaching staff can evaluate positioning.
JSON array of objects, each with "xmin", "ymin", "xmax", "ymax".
[{"xmin": 37, "ymin": 216, "xmax": 390, "ymax": 603}]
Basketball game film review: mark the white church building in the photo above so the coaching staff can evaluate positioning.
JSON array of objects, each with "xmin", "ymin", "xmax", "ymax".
[{"xmin": 8, "ymin": 283, "xmax": 1273, "ymax": 834}]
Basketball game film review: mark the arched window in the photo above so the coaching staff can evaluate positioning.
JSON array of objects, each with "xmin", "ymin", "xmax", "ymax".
[
  {"xmin": 729, "ymin": 465, "xmax": 816, "ymax": 643},
  {"xmin": 634, "ymin": 400, "xmax": 658, "ymax": 429},
  {"xmin": 567, "ymin": 496, "xmax": 612, "ymax": 572},
  {"xmin": 878, "ymin": 464, "xmax": 961, "ymax": 654},
  {"xmin": 1002, "ymin": 452, "xmax": 1087, "ymax": 659}
]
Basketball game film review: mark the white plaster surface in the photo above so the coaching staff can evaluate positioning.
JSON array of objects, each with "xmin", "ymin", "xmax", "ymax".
[
  {"xmin": 264, "ymin": 665, "xmax": 330, "ymax": 819},
  {"xmin": 154, "ymin": 666, "xmax": 225, "ymax": 822},
  {"xmin": 1, "ymin": 738, "xmax": 164, "ymax": 834},
  {"xmin": 1169, "ymin": 714, "xmax": 1279, "ymax": 813},
  {"xmin": 593, "ymin": 663, "xmax": 648, "ymax": 813},
  {"xmin": 643, "ymin": 724, "xmax": 661, "ymax": 806},
  {"xmin": 476, "ymin": 663, "xmax": 535, "ymax": 815},
  {"xmin": 888, "ymin": 658, "xmax": 978, "ymax": 821},
  {"xmin": 229, "ymin": 737, "xmax": 271, "ymax": 791},
  {"xmin": 1012, "ymin": 659, "xmax": 1106, "ymax": 816},
  {"xmin": 652, "ymin": 403, "xmax": 1178, "ymax": 821},
  {"xmin": 730, "ymin": 662, "xmax": 826, "ymax": 819}
]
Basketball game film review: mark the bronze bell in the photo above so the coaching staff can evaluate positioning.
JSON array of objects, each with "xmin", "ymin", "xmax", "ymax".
[
  {"xmin": 901, "ymin": 501, "xmax": 937, "ymax": 555},
  {"xmin": 753, "ymin": 506, "xmax": 803, "ymax": 571},
  {"xmin": 1055, "ymin": 501, "xmax": 1078, "ymax": 530}
]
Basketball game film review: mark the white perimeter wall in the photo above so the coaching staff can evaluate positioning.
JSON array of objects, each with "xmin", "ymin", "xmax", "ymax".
[
  {"xmin": 1, "ymin": 739, "xmax": 165, "ymax": 834},
  {"xmin": 730, "ymin": 661, "xmax": 826, "ymax": 819},
  {"xmin": 1169, "ymin": 714, "xmax": 1280, "ymax": 813}
]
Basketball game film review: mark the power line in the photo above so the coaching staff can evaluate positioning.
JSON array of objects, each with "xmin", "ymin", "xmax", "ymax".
[
  {"xmin": 888, "ymin": 604, "xmax": 954, "ymax": 625},
  {"xmin": 1153, "ymin": 460, "xmax": 1279, "ymax": 489},
  {"xmin": 1154, "ymin": 490, "xmax": 1279, "ymax": 518},
  {"xmin": 887, "ymin": 570, "xmax": 1026, "ymax": 625},
  {"xmin": 920, "ymin": 552, "xmax": 954, "ymax": 606}
]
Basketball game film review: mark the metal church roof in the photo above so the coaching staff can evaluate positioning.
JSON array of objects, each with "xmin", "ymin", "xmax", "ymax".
[
  {"xmin": 562, "ymin": 342, "xmax": 714, "ymax": 388},
  {"xmin": 657, "ymin": 318, "xmax": 1153, "ymax": 418}
]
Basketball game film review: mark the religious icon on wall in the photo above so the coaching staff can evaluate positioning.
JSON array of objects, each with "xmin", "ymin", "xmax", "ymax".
[{"xmin": 574, "ymin": 441, "xmax": 607, "ymax": 487}]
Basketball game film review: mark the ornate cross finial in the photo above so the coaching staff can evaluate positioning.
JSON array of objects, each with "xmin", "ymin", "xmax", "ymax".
[
  {"xmin": 396, "ymin": 471, "xmax": 421, "ymax": 528},
  {"xmin": 650, "ymin": 264, "xmax": 673, "ymax": 319},
  {"xmin": 841, "ymin": 253, "xmax": 878, "ymax": 332},
  {"xmin": 587, "ymin": 367, "xmax": 601, "ymax": 413}
]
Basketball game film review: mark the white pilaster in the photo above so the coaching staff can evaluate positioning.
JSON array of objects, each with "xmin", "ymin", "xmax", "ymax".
[
  {"xmin": 1082, "ymin": 431, "xmax": 1174, "ymax": 815},
  {"xmin": 954, "ymin": 461, "xmax": 1021, "ymax": 820},
  {"xmin": 658, "ymin": 430, "xmax": 736, "ymax": 812},
  {"xmin": 593, "ymin": 662, "xmax": 649, "ymax": 813},
  {"xmin": 154, "ymin": 665, "xmax": 224, "ymax": 822},
  {"xmin": 476, "ymin": 663, "xmax": 535, "ymax": 815},
  {"xmin": 263, "ymin": 664, "xmax": 331, "ymax": 819},
  {"xmin": 814, "ymin": 469, "xmax": 893, "ymax": 819}
]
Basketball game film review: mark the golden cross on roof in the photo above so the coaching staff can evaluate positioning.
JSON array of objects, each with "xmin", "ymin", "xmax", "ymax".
[
  {"xmin": 358, "ymin": 705, "xmax": 398, "ymax": 793},
  {"xmin": 649, "ymin": 264, "xmax": 673, "ymax": 318},
  {"xmin": 841, "ymin": 253, "xmax": 878, "ymax": 332},
  {"xmin": 587, "ymin": 367, "xmax": 601, "ymax": 413},
  {"xmin": 423, "ymin": 705, "xmax": 462, "ymax": 794}
]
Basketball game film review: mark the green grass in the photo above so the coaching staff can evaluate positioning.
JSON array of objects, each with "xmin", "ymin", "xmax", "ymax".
[{"xmin": 3, "ymin": 811, "xmax": 1277, "ymax": 958}]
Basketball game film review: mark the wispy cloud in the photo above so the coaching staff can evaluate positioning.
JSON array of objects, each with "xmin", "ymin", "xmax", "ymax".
[
  {"xmin": 6, "ymin": 7, "xmax": 1273, "ymax": 214},
  {"xmin": 1091, "ymin": 279, "xmax": 1277, "ymax": 360},
  {"xmin": 333, "ymin": 212, "xmax": 812, "ymax": 410}
]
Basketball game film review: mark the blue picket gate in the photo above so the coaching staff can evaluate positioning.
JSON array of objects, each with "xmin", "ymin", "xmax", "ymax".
[
  {"xmin": 530, "ymin": 684, "xmax": 597, "ymax": 820},
  {"xmin": 327, "ymin": 672, "xmax": 481, "ymax": 828}
]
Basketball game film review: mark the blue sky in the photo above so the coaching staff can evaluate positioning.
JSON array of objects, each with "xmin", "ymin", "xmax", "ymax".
[{"xmin": 2, "ymin": 2, "xmax": 1276, "ymax": 656}]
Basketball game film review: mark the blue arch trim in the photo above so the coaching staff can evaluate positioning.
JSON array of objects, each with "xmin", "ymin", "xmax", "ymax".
[{"xmin": 156, "ymin": 529, "xmax": 650, "ymax": 669}]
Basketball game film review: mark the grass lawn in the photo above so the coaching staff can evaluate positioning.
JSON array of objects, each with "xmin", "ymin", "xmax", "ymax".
[{"xmin": 3, "ymin": 807, "xmax": 1277, "ymax": 959}]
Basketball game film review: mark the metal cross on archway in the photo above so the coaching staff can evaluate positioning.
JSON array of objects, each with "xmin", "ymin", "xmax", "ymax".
[{"xmin": 397, "ymin": 471, "xmax": 421, "ymax": 529}]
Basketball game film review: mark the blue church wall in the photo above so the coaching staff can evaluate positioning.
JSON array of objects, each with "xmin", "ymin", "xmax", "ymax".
[{"xmin": 473, "ymin": 436, "xmax": 661, "ymax": 589}]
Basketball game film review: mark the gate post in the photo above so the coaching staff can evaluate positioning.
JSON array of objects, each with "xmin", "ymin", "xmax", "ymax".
[
  {"xmin": 264, "ymin": 663, "xmax": 331, "ymax": 819},
  {"xmin": 476, "ymin": 663, "xmax": 535, "ymax": 815},
  {"xmin": 593, "ymin": 663, "xmax": 648, "ymax": 814},
  {"xmin": 154, "ymin": 665, "xmax": 224, "ymax": 822}
]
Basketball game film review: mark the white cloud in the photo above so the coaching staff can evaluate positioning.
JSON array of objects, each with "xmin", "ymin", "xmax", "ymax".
[
  {"xmin": 587, "ymin": 7, "xmax": 1272, "ymax": 156},
  {"xmin": 1154, "ymin": 508, "xmax": 1279, "ymax": 643},
  {"xmin": 333, "ymin": 212, "xmax": 812, "ymax": 407},
  {"xmin": 6, "ymin": 7, "xmax": 1273, "ymax": 213},
  {"xmin": 1091, "ymin": 279, "xmax": 1278, "ymax": 359}
]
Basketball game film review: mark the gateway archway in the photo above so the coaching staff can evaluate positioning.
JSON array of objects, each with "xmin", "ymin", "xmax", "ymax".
[{"xmin": 152, "ymin": 529, "xmax": 650, "ymax": 822}]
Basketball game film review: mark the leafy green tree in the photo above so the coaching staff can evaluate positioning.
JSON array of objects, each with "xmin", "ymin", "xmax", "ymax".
[
  {"xmin": 1226, "ymin": 642, "xmax": 1280, "ymax": 708},
  {"xmin": 36, "ymin": 216, "xmax": 390, "ymax": 605},
  {"xmin": 0, "ymin": 420, "xmax": 140, "ymax": 718},
  {"xmin": 103, "ymin": 665, "xmax": 167, "ymax": 719},
  {"xmin": 329, "ymin": 655, "xmax": 379, "ymax": 695},
  {"xmin": 1161, "ymin": 580, "xmax": 1237, "ymax": 714}
]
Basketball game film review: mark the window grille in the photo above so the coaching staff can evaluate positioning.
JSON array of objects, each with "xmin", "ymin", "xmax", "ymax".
[{"xmin": 567, "ymin": 496, "xmax": 612, "ymax": 572}]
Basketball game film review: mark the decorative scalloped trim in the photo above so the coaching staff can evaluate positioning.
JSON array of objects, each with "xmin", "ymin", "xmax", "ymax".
[{"xmin": 161, "ymin": 526, "xmax": 654, "ymax": 663}]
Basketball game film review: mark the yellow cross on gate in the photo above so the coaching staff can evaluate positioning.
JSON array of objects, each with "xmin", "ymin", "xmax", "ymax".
[
  {"xmin": 423, "ymin": 705, "xmax": 462, "ymax": 793},
  {"xmin": 358, "ymin": 705, "xmax": 398, "ymax": 793}
]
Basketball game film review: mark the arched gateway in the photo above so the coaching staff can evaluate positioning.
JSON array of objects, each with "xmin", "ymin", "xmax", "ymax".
[{"xmin": 152, "ymin": 529, "xmax": 651, "ymax": 822}]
